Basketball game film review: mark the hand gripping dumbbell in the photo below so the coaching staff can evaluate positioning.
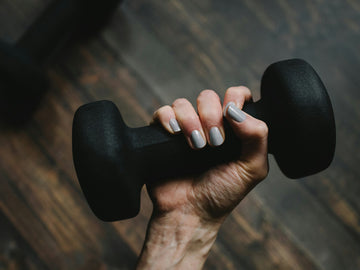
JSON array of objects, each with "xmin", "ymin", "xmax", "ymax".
[
  {"xmin": 0, "ymin": 0, "xmax": 122, "ymax": 123},
  {"xmin": 72, "ymin": 59, "xmax": 336, "ymax": 222}
]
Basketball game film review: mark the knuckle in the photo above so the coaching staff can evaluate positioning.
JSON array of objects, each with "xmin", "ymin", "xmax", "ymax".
[
  {"xmin": 154, "ymin": 106, "xmax": 172, "ymax": 121},
  {"xmin": 197, "ymin": 89, "xmax": 219, "ymax": 104},
  {"xmin": 226, "ymin": 86, "xmax": 238, "ymax": 93},
  {"xmin": 252, "ymin": 121, "xmax": 268, "ymax": 139},
  {"xmin": 245, "ymin": 159, "xmax": 269, "ymax": 183},
  {"xmin": 256, "ymin": 163, "xmax": 269, "ymax": 181},
  {"xmin": 227, "ymin": 86, "xmax": 251, "ymax": 95},
  {"xmin": 197, "ymin": 89, "xmax": 217, "ymax": 100},
  {"xmin": 251, "ymin": 167, "xmax": 268, "ymax": 183},
  {"xmin": 158, "ymin": 105, "xmax": 171, "ymax": 114},
  {"xmin": 262, "ymin": 166, "xmax": 270, "ymax": 179},
  {"xmin": 239, "ymin": 85, "xmax": 251, "ymax": 93},
  {"xmin": 172, "ymin": 98, "xmax": 190, "ymax": 108}
]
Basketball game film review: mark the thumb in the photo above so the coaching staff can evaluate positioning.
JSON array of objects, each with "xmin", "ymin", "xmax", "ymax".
[{"xmin": 224, "ymin": 102, "xmax": 268, "ymax": 163}]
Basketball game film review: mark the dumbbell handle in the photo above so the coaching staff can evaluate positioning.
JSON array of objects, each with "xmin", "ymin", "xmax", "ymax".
[{"xmin": 121, "ymin": 101, "xmax": 271, "ymax": 182}]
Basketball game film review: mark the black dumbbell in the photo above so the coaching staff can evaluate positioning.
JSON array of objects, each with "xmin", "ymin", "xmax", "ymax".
[
  {"xmin": 72, "ymin": 59, "xmax": 336, "ymax": 222},
  {"xmin": 0, "ymin": 0, "xmax": 122, "ymax": 123}
]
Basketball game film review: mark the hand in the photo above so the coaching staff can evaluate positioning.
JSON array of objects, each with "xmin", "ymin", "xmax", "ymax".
[
  {"xmin": 149, "ymin": 86, "xmax": 268, "ymax": 221},
  {"xmin": 137, "ymin": 87, "xmax": 269, "ymax": 270}
]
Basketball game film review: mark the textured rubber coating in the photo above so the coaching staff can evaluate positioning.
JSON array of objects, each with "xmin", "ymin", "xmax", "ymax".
[
  {"xmin": 73, "ymin": 101, "xmax": 142, "ymax": 221},
  {"xmin": 72, "ymin": 59, "xmax": 336, "ymax": 221},
  {"xmin": 260, "ymin": 59, "xmax": 336, "ymax": 178}
]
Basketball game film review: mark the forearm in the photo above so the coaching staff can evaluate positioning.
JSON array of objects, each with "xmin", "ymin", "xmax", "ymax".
[{"xmin": 136, "ymin": 210, "xmax": 222, "ymax": 270}]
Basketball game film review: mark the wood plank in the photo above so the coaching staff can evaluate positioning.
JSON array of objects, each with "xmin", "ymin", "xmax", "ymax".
[
  {"xmin": 123, "ymin": 1, "xmax": 360, "ymax": 269},
  {"xmin": 0, "ymin": 201, "xmax": 47, "ymax": 270},
  {"xmin": 102, "ymin": 6, "xmax": 206, "ymax": 105},
  {"xmin": 0, "ymin": 0, "xmax": 360, "ymax": 269},
  {"xmin": 16, "ymin": 34, "xmax": 160, "ymax": 257},
  {"xmin": 0, "ymin": 122, "xmax": 137, "ymax": 269},
  {"xmin": 205, "ymin": 193, "xmax": 320, "ymax": 270},
  {"xmin": 255, "ymin": 158, "xmax": 360, "ymax": 270}
]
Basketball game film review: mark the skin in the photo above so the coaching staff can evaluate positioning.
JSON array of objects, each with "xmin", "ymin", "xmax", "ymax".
[{"xmin": 136, "ymin": 86, "xmax": 269, "ymax": 270}]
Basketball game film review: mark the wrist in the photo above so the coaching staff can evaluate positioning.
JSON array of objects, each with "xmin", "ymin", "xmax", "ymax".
[{"xmin": 136, "ymin": 210, "xmax": 222, "ymax": 270}]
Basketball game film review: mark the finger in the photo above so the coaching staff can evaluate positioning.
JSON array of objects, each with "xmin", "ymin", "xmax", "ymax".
[
  {"xmin": 224, "ymin": 102, "xmax": 268, "ymax": 162},
  {"xmin": 222, "ymin": 86, "xmax": 268, "ymax": 161},
  {"xmin": 152, "ymin": 105, "xmax": 181, "ymax": 134},
  {"xmin": 172, "ymin": 98, "xmax": 206, "ymax": 149},
  {"xmin": 223, "ymin": 86, "xmax": 252, "ymax": 110},
  {"xmin": 197, "ymin": 90, "xmax": 224, "ymax": 146}
]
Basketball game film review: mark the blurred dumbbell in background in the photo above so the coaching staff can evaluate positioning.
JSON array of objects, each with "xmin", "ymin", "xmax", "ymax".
[{"xmin": 0, "ymin": 0, "xmax": 123, "ymax": 123}]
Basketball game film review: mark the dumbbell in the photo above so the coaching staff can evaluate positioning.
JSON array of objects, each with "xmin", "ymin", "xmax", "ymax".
[
  {"xmin": 0, "ymin": 0, "xmax": 122, "ymax": 123},
  {"xmin": 72, "ymin": 59, "xmax": 336, "ymax": 222}
]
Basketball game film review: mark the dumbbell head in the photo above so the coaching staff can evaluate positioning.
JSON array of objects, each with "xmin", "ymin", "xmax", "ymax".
[
  {"xmin": 73, "ymin": 102, "xmax": 143, "ymax": 221},
  {"xmin": 73, "ymin": 59, "xmax": 336, "ymax": 221},
  {"xmin": 260, "ymin": 59, "xmax": 336, "ymax": 178}
]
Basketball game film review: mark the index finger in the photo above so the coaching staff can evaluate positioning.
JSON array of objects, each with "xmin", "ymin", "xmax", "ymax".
[{"xmin": 223, "ymin": 86, "xmax": 253, "ymax": 110}]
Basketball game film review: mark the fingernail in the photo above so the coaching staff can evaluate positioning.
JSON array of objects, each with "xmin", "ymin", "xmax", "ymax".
[
  {"xmin": 209, "ymin": 127, "xmax": 224, "ymax": 146},
  {"xmin": 225, "ymin": 102, "xmax": 246, "ymax": 122},
  {"xmin": 169, "ymin": 118, "xmax": 181, "ymax": 133},
  {"xmin": 191, "ymin": 130, "xmax": 206, "ymax": 149}
]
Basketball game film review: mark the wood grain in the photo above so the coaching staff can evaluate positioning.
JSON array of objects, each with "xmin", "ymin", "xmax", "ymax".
[{"xmin": 0, "ymin": 0, "xmax": 359, "ymax": 269}]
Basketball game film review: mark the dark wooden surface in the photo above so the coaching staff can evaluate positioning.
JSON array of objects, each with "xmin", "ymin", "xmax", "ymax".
[{"xmin": 1, "ymin": 0, "xmax": 360, "ymax": 269}]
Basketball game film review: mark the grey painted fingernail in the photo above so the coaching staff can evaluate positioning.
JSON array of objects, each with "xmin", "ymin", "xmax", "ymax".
[
  {"xmin": 191, "ymin": 130, "xmax": 206, "ymax": 149},
  {"xmin": 169, "ymin": 118, "xmax": 181, "ymax": 133},
  {"xmin": 209, "ymin": 127, "xmax": 224, "ymax": 146},
  {"xmin": 226, "ymin": 103, "xmax": 246, "ymax": 122},
  {"xmin": 224, "ymin": 102, "xmax": 235, "ymax": 117}
]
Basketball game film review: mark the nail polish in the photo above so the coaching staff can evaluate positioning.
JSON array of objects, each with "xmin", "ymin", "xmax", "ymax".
[
  {"xmin": 225, "ymin": 102, "xmax": 246, "ymax": 122},
  {"xmin": 209, "ymin": 127, "xmax": 224, "ymax": 146},
  {"xmin": 191, "ymin": 130, "xmax": 206, "ymax": 149},
  {"xmin": 169, "ymin": 118, "xmax": 181, "ymax": 133}
]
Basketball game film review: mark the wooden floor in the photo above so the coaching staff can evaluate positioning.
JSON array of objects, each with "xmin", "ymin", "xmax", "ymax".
[{"xmin": 1, "ymin": 0, "xmax": 360, "ymax": 269}]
